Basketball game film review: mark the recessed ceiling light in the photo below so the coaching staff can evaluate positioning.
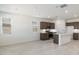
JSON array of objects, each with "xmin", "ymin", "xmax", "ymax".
[
  {"xmin": 48, "ymin": 16, "xmax": 50, "ymax": 18},
  {"xmin": 65, "ymin": 10, "xmax": 68, "ymax": 14}
]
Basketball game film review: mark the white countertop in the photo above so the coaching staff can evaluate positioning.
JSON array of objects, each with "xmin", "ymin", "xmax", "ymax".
[
  {"xmin": 73, "ymin": 29, "xmax": 79, "ymax": 33},
  {"xmin": 40, "ymin": 29, "xmax": 79, "ymax": 33}
]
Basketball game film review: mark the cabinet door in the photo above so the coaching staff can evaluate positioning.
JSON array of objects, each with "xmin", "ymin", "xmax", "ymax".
[
  {"xmin": 77, "ymin": 22, "xmax": 79, "ymax": 29},
  {"xmin": 49, "ymin": 23, "xmax": 55, "ymax": 29},
  {"xmin": 40, "ymin": 33, "xmax": 49, "ymax": 40},
  {"xmin": 74, "ymin": 22, "xmax": 77, "ymax": 29},
  {"xmin": 40, "ymin": 22, "xmax": 49, "ymax": 29},
  {"xmin": 74, "ymin": 22, "xmax": 79, "ymax": 29},
  {"xmin": 53, "ymin": 34, "xmax": 59, "ymax": 44},
  {"xmin": 73, "ymin": 33, "xmax": 78, "ymax": 40},
  {"xmin": 66, "ymin": 23, "xmax": 70, "ymax": 26}
]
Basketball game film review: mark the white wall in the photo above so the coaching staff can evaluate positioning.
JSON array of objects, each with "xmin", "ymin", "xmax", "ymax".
[
  {"xmin": 67, "ymin": 18, "xmax": 79, "ymax": 22},
  {"xmin": 0, "ymin": 12, "xmax": 53, "ymax": 46}
]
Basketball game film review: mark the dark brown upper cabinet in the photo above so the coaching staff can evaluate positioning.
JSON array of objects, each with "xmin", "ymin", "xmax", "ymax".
[
  {"xmin": 66, "ymin": 22, "xmax": 79, "ymax": 29},
  {"xmin": 40, "ymin": 22, "xmax": 55, "ymax": 29},
  {"xmin": 49, "ymin": 23, "xmax": 55, "ymax": 29},
  {"xmin": 74, "ymin": 22, "xmax": 79, "ymax": 29},
  {"xmin": 66, "ymin": 22, "xmax": 73, "ymax": 26},
  {"xmin": 40, "ymin": 22, "xmax": 49, "ymax": 29}
]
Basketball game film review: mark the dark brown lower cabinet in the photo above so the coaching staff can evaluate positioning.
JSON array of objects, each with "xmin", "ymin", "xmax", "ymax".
[
  {"xmin": 40, "ymin": 33, "xmax": 49, "ymax": 40},
  {"xmin": 53, "ymin": 33, "xmax": 59, "ymax": 44},
  {"xmin": 73, "ymin": 33, "xmax": 79, "ymax": 40}
]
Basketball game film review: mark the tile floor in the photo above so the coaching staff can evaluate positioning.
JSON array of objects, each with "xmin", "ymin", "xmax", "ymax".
[{"xmin": 0, "ymin": 39, "xmax": 79, "ymax": 55}]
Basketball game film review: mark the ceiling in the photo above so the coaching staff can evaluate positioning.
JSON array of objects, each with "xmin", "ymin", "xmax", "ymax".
[{"xmin": 0, "ymin": 4, "xmax": 79, "ymax": 20}]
